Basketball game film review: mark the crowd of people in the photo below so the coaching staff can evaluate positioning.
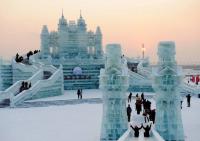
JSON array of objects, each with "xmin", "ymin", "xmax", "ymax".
[
  {"xmin": 15, "ymin": 53, "xmax": 24, "ymax": 63},
  {"xmin": 127, "ymin": 92, "xmax": 193, "ymax": 138},
  {"xmin": 127, "ymin": 92, "xmax": 155, "ymax": 138},
  {"xmin": 15, "ymin": 50, "xmax": 40, "ymax": 63},
  {"xmin": 188, "ymin": 75, "xmax": 200, "ymax": 85}
]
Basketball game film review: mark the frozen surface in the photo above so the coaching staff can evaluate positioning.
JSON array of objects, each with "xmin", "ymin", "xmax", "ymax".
[
  {"xmin": 0, "ymin": 90, "xmax": 199, "ymax": 141},
  {"xmin": 27, "ymin": 89, "xmax": 102, "ymax": 102}
]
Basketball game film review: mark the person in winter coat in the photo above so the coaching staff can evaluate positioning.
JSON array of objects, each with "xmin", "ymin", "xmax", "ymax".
[
  {"xmin": 77, "ymin": 89, "xmax": 81, "ymax": 99},
  {"xmin": 186, "ymin": 94, "xmax": 191, "ymax": 107},
  {"xmin": 128, "ymin": 92, "xmax": 132, "ymax": 103},
  {"xmin": 127, "ymin": 104, "xmax": 132, "ymax": 122},
  {"xmin": 142, "ymin": 123, "xmax": 152, "ymax": 137},
  {"xmin": 130, "ymin": 124, "xmax": 142, "ymax": 137}
]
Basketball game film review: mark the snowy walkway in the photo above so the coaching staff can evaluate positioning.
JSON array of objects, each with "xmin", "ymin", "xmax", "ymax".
[{"xmin": 121, "ymin": 98, "xmax": 164, "ymax": 141}]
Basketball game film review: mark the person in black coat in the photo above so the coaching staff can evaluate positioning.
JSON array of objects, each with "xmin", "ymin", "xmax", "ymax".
[
  {"xmin": 127, "ymin": 104, "xmax": 132, "ymax": 122},
  {"xmin": 142, "ymin": 123, "xmax": 152, "ymax": 137},
  {"xmin": 186, "ymin": 94, "xmax": 191, "ymax": 107},
  {"xmin": 130, "ymin": 124, "xmax": 142, "ymax": 137},
  {"xmin": 128, "ymin": 92, "xmax": 132, "ymax": 103},
  {"xmin": 141, "ymin": 93, "xmax": 144, "ymax": 101},
  {"xmin": 77, "ymin": 89, "xmax": 81, "ymax": 99},
  {"xmin": 149, "ymin": 109, "xmax": 156, "ymax": 124},
  {"xmin": 146, "ymin": 100, "xmax": 151, "ymax": 110}
]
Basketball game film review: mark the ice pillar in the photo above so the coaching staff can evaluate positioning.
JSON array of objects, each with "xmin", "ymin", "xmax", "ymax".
[
  {"xmin": 152, "ymin": 41, "xmax": 184, "ymax": 141},
  {"xmin": 100, "ymin": 44, "xmax": 129, "ymax": 141}
]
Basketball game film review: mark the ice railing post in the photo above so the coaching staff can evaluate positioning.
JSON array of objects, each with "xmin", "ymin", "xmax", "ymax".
[
  {"xmin": 152, "ymin": 41, "xmax": 185, "ymax": 141},
  {"xmin": 100, "ymin": 44, "xmax": 129, "ymax": 141}
]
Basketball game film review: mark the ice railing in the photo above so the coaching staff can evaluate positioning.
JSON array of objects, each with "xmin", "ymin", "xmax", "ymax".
[
  {"xmin": 137, "ymin": 61, "xmax": 152, "ymax": 78},
  {"xmin": 0, "ymin": 69, "xmax": 43, "ymax": 101},
  {"xmin": 181, "ymin": 82, "xmax": 200, "ymax": 95},
  {"xmin": 129, "ymin": 70, "xmax": 146, "ymax": 80},
  {"xmin": 10, "ymin": 65, "xmax": 63, "ymax": 107},
  {"xmin": 12, "ymin": 58, "xmax": 38, "ymax": 74},
  {"xmin": 118, "ymin": 128, "xmax": 165, "ymax": 141}
]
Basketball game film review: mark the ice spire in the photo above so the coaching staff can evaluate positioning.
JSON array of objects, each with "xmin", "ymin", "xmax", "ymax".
[
  {"xmin": 62, "ymin": 8, "xmax": 64, "ymax": 18},
  {"xmin": 80, "ymin": 9, "xmax": 82, "ymax": 19}
]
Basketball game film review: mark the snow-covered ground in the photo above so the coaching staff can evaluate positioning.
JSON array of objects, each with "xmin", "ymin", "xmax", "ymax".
[{"xmin": 0, "ymin": 90, "xmax": 199, "ymax": 141}]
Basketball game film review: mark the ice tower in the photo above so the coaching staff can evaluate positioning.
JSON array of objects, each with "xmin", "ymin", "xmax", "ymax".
[
  {"xmin": 152, "ymin": 41, "xmax": 184, "ymax": 141},
  {"xmin": 100, "ymin": 44, "xmax": 129, "ymax": 141}
]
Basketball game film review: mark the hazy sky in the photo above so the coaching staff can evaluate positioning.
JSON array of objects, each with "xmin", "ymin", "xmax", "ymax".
[{"xmin": 0, "ymin": 0, "xmax": 200, "ymax": 64}]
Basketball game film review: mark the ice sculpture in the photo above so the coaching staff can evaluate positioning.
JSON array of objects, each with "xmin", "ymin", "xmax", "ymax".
[
  {"xmin": 100, "ymin": 44, "xmax": 129, "ymax": 141},
  {"xmin": 152, "ymin": 41, "xmax": 185, "ymax": 141}
]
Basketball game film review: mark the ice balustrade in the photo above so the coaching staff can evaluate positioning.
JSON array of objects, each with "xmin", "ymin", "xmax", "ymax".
[
  {"xmin": 137, "ymin": 61, "xmax": 152, "ymax": 78},
  {"xmin": 12, "ymin": 57, "xmax": 38, "ymax": 73},
  {"xmin": 129, "ymin": 70, "xmax": 152, "ymax": 85},
  {"xmin": 10, "ymin": 65, "xmax": 63, "ymax": 107},
  {"xmin": 0, "ymin": 69, "xmax": 43, "ymax": 101},
  {"xmin": 117, "ymin": 128, "xmax": 165, "ymax": 141}
]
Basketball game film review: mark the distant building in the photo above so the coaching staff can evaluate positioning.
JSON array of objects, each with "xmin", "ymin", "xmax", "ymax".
[
  {"xmin": 39, "ymin": 11, "xmax": 104, "ymax": 90},
  {"xmin": 41, "ymin": 11, "xmax": 103, "ymax": 59}
]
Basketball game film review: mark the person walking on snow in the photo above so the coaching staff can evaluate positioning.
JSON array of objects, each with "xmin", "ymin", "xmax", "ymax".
[
  {"xmin": 77, "ymin": 89, "xmax": 81, "ymax": 99},
  {"xmin": 128, "ymin": 92, "xmax": 132, "ymax": 103},
  {"xmin": 186, "ymin": 94, "xmax": 191, "ymax": 107},
  {"xmin": 127, "ymin": 104, "xmax": 132, "ymax": 122}
]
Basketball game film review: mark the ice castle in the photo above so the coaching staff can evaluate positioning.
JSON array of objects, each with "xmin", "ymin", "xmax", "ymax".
[
  {"xmin": 0, "ymin": 12, "xmax": 199, "ymax": 109},
  {"xmin": 39, "ymin": 11, "xmax": 104, "ymax": 90}
]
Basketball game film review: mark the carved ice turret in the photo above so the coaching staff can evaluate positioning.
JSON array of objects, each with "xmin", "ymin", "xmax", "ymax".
[
  {"xmin": 100, "ymin": 44, "xmax": 129, "ymax": 141},
  {"xmin": 40, "ymin": 25, "xmax": 49, "ymax": 58},
  {"xmin": 152, "ymin": 41, "xmax": 184, "ymax": 141},
  {"xmin": 95, "ymin": 26, "xmax": 103, "ymax": 58}
]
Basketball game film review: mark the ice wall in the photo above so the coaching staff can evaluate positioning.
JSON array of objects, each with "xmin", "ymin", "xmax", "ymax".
[
  {"xmin": 152, "ymin": 41, "xmax": 185, "ymax": 141},
  {"xmin": 100, "ymin": 44, "xmax": 129, "ymax": 141}
]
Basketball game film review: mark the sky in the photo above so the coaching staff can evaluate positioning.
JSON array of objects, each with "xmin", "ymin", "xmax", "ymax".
[{"xmin": 0, "ymin": 0, "xmax": 200, "ymax": 64}]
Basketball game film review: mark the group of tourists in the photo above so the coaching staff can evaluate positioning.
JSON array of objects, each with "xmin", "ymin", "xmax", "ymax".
[
  {"xmin": 15, "ymin": 53, "xmax": 23, "ymax": 62},
  {"xmin": 77, "ymin": 89, "xmax": 83, "ymax": 99},
  {"xmin": 127, "ymin": 92, "xmax": 156, "ymax": 138},
  {"xmin": 189, "ymin": 75, "xmax": 200, "ymax": 85},
  {"xmin": 15, "ymin": 50, "xmax": 40, "ymax": 63},
  {"xmin": 19, "ymin": 81, "xmax": 31, "ymax": 93},
  {"xmin": 130, "ymin": 123, "xmax": 152, "ymax": 137}
]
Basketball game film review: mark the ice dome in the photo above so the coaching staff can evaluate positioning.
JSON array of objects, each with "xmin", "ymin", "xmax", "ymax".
[{"xmin": 73, "ymin": 67, "xmax": 82, "ymax": 75}]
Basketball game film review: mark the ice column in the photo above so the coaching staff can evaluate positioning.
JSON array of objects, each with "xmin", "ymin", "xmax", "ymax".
[
  {"xmin": 152, "ymin": 41, "xmax": 184, "ymax": 141},
  {"xmin": 100, "ymin": 44, "xmax": 129, "ymax": 141}
]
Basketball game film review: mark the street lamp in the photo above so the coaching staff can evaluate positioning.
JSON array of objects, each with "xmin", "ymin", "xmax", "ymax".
[{"xmin": 141, "ymin": 44, "xmax": 146, "ymax": 59}]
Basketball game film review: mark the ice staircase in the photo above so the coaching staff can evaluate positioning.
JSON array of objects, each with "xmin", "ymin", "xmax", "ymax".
[
  {"xmin": 181, "ymin": 77, "xmax": 200, "ymax": 95},
  {"xmin": 137, "ymin": 61, "xmax": 152, "ymax": 78},
  {"xmin": 0, "ymin": 55, "xmax": 64, "ymax": 107}
]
